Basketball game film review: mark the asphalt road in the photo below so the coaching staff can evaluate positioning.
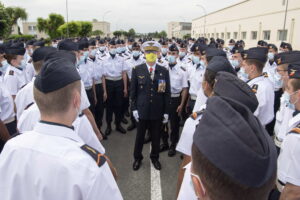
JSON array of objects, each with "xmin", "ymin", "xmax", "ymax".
[{"xmin": 102, "ymin": 120, "xmax": 182, "ymax": 200}]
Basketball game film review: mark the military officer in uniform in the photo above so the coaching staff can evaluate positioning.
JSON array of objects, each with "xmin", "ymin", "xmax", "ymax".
[{"xmin": 131, "ymin": 41, "xmax": 170, "ymax": 171}]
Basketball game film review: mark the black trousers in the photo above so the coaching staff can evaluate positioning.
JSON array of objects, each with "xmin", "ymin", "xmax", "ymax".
[
  {"xmin": 0, "ymin": 119, "xmax": 17, "ymax": 153},
  {"xmin": 134, "ymin": 119, "xmax": 162, "ymax": 160},
  {"xmin": 162, "ymin": 97, "xmax": 181, "ymax": 146},
  {"xmin": 266, "ymin": 89, "xmax": 283, "ymax": 136},
  {"xmin": 95, "ymin": 83, "xmax": 104, "ymax": 128},
  {"xmin": 187, "ymin": 99, "xmax": 196, "ymax": 115},
  {"xmin": 106, "ymin": 79, "xmax": 124, "ymax": 125},
  {"xmin": 86, "ymin": 88, "xmax": 95, "ymax": 116},
  {"xmin": 122, "ymin": 80, "xmax": 130, "ymax": 118}
]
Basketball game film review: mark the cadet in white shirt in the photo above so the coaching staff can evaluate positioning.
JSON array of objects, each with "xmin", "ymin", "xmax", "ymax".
[
  {"xmin": 0, "ymin": 56, "xmax": 123, "ymax": 200},
  {"xmin": 0, "ymin": 44, "xmax": 9, "ymax": 82},
  {"xmin": 96, "ymin": 39, "xmax": 108, "ymax": 61},
  {"xmin": 15, "ymin": 46, "xmax": 57, "ymax": 120},
  {"xmin": 160, "ymin": 44, "xmax": 188, "ymax": 157},
  {"xmin": 240, "ymin": 47, "xmax": 275, "ymax": 126},
  {"xmin": 125, "ymin": 42, "xmax": 145, "ymax": 131},
  {"xmin": 3, "ymin": 43, "xmax": 27, "ymax": 100},
  {"xmin": 102, "ymin": 40, "xmax": 128, "ymax": 136},
  {"xmin": 277, "ymin": 63, "xmax": 300, "ymax": 199}
]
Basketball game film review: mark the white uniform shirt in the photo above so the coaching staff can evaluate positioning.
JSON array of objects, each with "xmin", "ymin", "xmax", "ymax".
[
  {"xmin": 274, "ymin": 97, "xmax": 294, "ymax": 147},
  {"xmin": 247, "ymin": 76, "xmax": 274, "ymax": 126},
  {"xmin": 102, "ymin": 55, "xmax": 127, "ymax": 78},
  {"xmin": 0, "ymin": 122, "xmax": 122, "ymax": 200},
  {"xmin": 278, "ymin": 113, "xmax": 300, "ymax": 186},
  {"xmin": 4, "ymin": 65, "xmax": 27, "ymax": 96},
  {"xmin": 193, "ymin": 88, "xmax": 208, "ymax": 112},
  {"xmin": 91, "ymin": 59, "xmax": 104, "ymax": 84},
  {"xmin": 176, "ymin": 104, "xmax": 206, "ymax": 156},
  {"xmin": 78, "ymin": 60, "xmax": 94, "ymax": 89},
  {"xmin": 0, "ymin": 84, "xmax": 15, "ymax": 122},
  {"xmin": 24, "ymin": 62, "xmax": 35, "ymax": 84},
  {"xmin": 264, "ymin": 61, "xmax": 279, "ymax": 91},
  {"xmin": 188, "ymin": 64, "xmax": 205, "ymax": 98},
  {"xmin": 157, "ymin": 57, "xmax": 168, "ymax": 68},
  {"xmin": 125, "ymin": 56, "xmax": 145, "ymax": 80},
  {"xmin": 168, "ymin": 64, "xmax": 188, "ymax": 94},
  {"xmin": 15, "ymin": 78, "xmax": 35, "ymax": 120},
  {"xmin": 177, "ymin": 162, "xmax": 197, "ymax": 200}
]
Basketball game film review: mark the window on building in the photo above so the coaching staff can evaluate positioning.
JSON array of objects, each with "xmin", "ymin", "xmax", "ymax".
[
  {"xmin": 212, "ymin": 33, "xmax": 214, "ymax": 38},
  {"xmin": 233, "ymin": 32, "xmax": 238, "ymax": 39},
  {"xmin": 278, "ymin": 30, "xmax": 288, "ymax": 41},
  {"xmin": 251, "ymin": 31, "xmax": 257, "ymax": 40},
  {"xmin": 227, "ymin": 32, "xmax": 231, "ymax": 39},
  {"xmin": 216, "ymin": 33, "xmax": 219, "ymax": 38},
  {"xmin": 263, "ymin": 30, "xmax": 271, "ymax": 40},
  {"xmin": 241, "ymin": 32, "xmax": 247, "ymax": 40},
  {"xmin": 208, "ymin": 33, "xmax": 210, "ymax": 38},
  {"xmin": 221, "ymin": 32, "xmax": 224, "ymax": 39},
  {"xmin": 282, "ymin": 0, "xmax": 286, "ymax": 6}
]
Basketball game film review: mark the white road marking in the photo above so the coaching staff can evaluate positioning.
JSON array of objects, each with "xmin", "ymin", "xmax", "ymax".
[{"xmin": 150, "ymin": 146, "xmax": 163, "ymax": 200}]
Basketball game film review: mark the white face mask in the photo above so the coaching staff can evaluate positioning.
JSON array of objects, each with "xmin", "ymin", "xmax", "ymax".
[
  {"xmin": 268, "ymin": 52, "xmax": 275, "ymax": 61},
  {"xmin": 238, "ymin": 67, "xmax": 249, "ymax": 82},
  {"xmin": 90, "ymin": 49, "xmax": 97, "ymax": 57}
]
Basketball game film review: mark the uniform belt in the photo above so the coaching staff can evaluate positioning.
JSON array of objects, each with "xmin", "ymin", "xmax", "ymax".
[
  {"xmin": 105, "ymin": 76, "xmax": 122, "ymax": 81},
  {"xmin": 95, "ymin": 80, "xmax": 102, "ymax": 85},
  {"xmin": 276, "ymin": 179, "xmax": 285, "ymax": 193},
  {"xmin": 85, "ymin": 86, "xmax": 92, "ymax": 90},
  {"xmin": 190, "ymin": 95, "xmax": 197, "ymax": 100},
  {"xmin": 4, "ymin": 117, "xmax": 15, "ymax": 124},
  {"xmin": 171, "ymin": 93, "xmax": 180, "ymax": 98}
]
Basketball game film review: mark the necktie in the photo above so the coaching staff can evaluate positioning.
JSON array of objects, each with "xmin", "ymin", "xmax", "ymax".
[{"xmin": 149, "ymin": 67, "xmax": 154, "ymax": 80}]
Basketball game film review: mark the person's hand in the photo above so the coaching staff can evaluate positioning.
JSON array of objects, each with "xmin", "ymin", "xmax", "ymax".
[
  {"xmin": 176, "ymin": 104, "xmax": 183, "ymax": 115},
  {"xmin": 133, "ymin": 110, "xmax": 139, "ymax": 122},
  {"xmin": 124, "ymin": 89, "xmax": 128, "ymax": 97},
  {"xmin": 103, "ymin": 92, "xmax": 107, "ymax": 102},
  {"xmin": 94, "ymin": 97, "xmax": 97, "ymax": 106},
  {"xmin": 96, "ymin": 133, "xmax": 103, "ymax": 141},
  {"xmin": 105, "ymin": 156, "xmax": 118, "ymax": 180},
  {"xmin": 162, "ymin": 114, "xmax": 169, "ymax": 124}
]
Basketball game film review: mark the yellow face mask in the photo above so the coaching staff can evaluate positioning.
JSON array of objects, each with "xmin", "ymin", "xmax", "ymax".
[{"xmin": 145, "ymin": 53, "xmax": 157, "ymax": 63}]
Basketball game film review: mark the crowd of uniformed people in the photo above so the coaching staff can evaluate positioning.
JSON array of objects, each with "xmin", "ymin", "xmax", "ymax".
[{"xmin": 0, "ymin": 34, "xmax": 299, "ymax": 200}]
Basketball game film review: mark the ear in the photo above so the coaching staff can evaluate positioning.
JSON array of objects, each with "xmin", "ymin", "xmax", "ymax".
[{"xmin": 191, "ymin": 175, "xmax": 206, "ymax": 199}]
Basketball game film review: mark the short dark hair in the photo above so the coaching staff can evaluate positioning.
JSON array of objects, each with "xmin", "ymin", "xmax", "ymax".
[
  {"xmin": 244, "ymin": 59, "xmax": 265, "ymax": 73},
  {"xmin": 4, "ymin": 54, "xmax": 17, "ymax": 65},
  {"xmin": 204, "ymin": 69, "xmax": 217, "ymax": 89},
  {"xmin": 290, "ymin": 79, "xmax": 300, "ymax": 91},
  {"xmin": 191, "ymin": 144, "xmax": 276, "ymax": 200}
]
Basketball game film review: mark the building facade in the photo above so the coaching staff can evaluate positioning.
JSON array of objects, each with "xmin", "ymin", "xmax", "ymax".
[
  {"xmin": 22, "ymin": 22, "xmax": 48, "ymax": 38},
  {"xmin": 91, "ymin": 21, "xmax": 111, "ymax": 37},
  {"xmin": 167, "ymin": 22, "xmax": 192, "ymax": 39},
  {"xmin": 192, "ymin": 0, "xmax": 300, "ymax": 49}
]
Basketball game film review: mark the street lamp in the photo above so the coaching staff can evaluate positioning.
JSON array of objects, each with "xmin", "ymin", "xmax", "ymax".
[
  {"xmin": 102, "ymin": 11, "xmax": 111, "ymax": 22},
  {"xmin": 65, "ymin": 0, "xmax": 69, "ymax": 37},
  {"xmin": 282, "ymin": 0, "xmax": 289, "ymax": 42},
  {"xmin": 196, "ymin": 4, "xmax": 207, "ymax": 36}
]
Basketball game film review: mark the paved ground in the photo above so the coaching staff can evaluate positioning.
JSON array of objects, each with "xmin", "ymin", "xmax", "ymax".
[{"xmin": 102, "ymin": 121, "xmax": 182, "ymax": 200}]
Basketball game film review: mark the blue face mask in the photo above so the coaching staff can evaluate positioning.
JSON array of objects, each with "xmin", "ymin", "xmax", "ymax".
[
  {"xmin": 20, "ymin": 59, "xmax": 27, "ymax": 69},
  {"xmin": 200, "ymin": 60, "xmax": 207, "ymax": 68},
  {"xmin": 238, "ymin": 67, "xmax": 249, "ymax": 82},
  {"xmin": 230, "ymin": 59, "xmax": 240, "ymax": 68},
  {"xmin": 117, "ymin": 47, "xmax": 122, "ymax": 54},
  {"xmin": 274, "ymin": 72, "xmax": 283, "ymax": 88},
  {"xmin": 161, "ymin": 48, "xmax": 168, "ymax": 55},
  {"xmin": 99, "ymin": 46, "xmax": 106, "ymax": 52},
  {"xmin": 110, "ymin": 48, "xmax": 117, "ymax": 55},
  {"xmin": 0, "ymin": 60, "xmax": 9, "ymax": 74},
  {"xmin": 128, "ymin": 45, "xmax": 132, "ymax": 50},
  {"xmin": 121, "ymin": 47, "xmax": 126, "ymax": 53},
  {"xmin": 83, "ymin": 51, "xmax": 89, "ymax": 58},
  {"xmin": 268, "ymin": 52, "xmax": 275, "ymax": 61},
  {"xmin": 90, "ymin": 49, "xmax": 97, "ymax": 57},
  {"xmin": 179, "ymin": 52, "xmax": 186, "ymax": 58},
  {"xmin": 168, "ymin": 55, "xmax": 176, "ymax": 64},
  {"xmin": 132, "ymin": 51, "xmax": 140, "ymax": 58},
  {"xmin": 77, "ymin": 55, "xmax": 86, "ymax": 66},
  {"xmin": 192, "ymin": 56, "xmax": 200, "ymax": 65},
  {"xmin": 282, "ymin": 91, "xmax": 296, "ymax": 110}
]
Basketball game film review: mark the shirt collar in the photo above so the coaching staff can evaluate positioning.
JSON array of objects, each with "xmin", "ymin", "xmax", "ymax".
[
  {"xmin": 33, "ymin": 121, "xmax": 83, "ymax": 143},
  {"xmin": 146, "ymin": 63, "xmax": 156, "ymax": 69}
]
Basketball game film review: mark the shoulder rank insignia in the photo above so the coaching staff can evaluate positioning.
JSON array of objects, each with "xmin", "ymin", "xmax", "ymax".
[
  {"xmin": 180, "ymin": 66, "xmax": 186, "ymax": 71},
  {"xmin": 290, "ymin": 124, "xmax": 300, "ymax": 134},
  {"xmin": 81, "ymin": 144, "xmax": 106, "ymax": 167},
  {"xmin": 252, "ymin": 84, "xmax": 258, "ymax": 93},
  {"xmin": 9, "ymin": 70, "xmax": 14, "ymax": 76},
  {"xmin": 138, "ymin": 75, "xmax": 145, "ymax": 79},
  {"xmin": 190, "ymin": 109, "xmax": 205, "ymax": 120},
  {"xmin": 262, "ymin": 72, "xmax": 268, "ymax": 78}
]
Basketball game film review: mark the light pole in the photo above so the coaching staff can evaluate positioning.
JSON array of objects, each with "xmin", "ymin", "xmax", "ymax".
[
  {"xmin": 196, "ymin": 4, "xmax": 207, "ymax": 36},
  {"xmin": 102, "ymin": 11, "xmax": 111, "ymax": 22},
  {"xmin": 65, "ymin": 0, "xmax": 69, "ymax": 37},
  {"xmin": 282, "ymin": 0, "xmax": 289, "ymax": 42}
]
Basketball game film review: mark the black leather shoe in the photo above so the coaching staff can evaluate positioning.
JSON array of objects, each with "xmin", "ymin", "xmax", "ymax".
[
  {"xmin": 151, "ymin": 159, "xmax": 161, "ymax": 170},
  {"xmin": 116, "ymin": 125, "xmax": 126, "ymax": 134},
  {"xmin": 125, "ymin": 110, "xmax": 130, "ymax": 117},
  {"xmin": 160, "ymin": 144, "xmax": 169, "ymax": 152},
  {"xmin": 121, "ymin": 118, "xmax": 128, "ymax": 124},
  {"xmin": 144, "ymin": 132, "xmax": 151, "ymax": 144},
  {"xmin": 105, "ymin": 126, "xmax": 112, "ymax": 135},
  {"xmin": 127, "ymin": 123, "xmax": 136, "ymax": 131},
  {"xmin": 168, "ymin": 145, "xmax": 176, "ymax": 157},
  {"xmin": 133, "ymin": 160, "xmax": 142, "ymax": 171},
  {"xmin": 102, "ymin": 133, "xmax": 108, "ymax": 140}
]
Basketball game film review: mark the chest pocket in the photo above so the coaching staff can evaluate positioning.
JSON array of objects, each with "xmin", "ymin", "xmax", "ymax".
[{"xmin": 171, "ymin": 72, "xmax": 182, "ymax": 89}]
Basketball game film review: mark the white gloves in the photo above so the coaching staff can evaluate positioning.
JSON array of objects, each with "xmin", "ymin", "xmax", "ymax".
[
  {"xmin": 133, "ymin": 110, "xmax": 139, "ymax": 122},
  {"xmin": 162, "ymin": 114, "xmax": 169, "ymax": 124}
]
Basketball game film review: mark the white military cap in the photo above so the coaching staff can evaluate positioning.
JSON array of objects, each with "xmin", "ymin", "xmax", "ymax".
[{"xmin": 142, "ymin": 41, "xmax": 161, "ymax": 52}]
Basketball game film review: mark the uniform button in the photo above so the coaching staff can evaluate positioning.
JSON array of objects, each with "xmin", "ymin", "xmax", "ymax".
[
  {"xmin": 150, "ymin": 100, "xmax": 152, "ymax": 103},
  {"xmin": 151, "ymin": 94, "xmax": 153, "ymax": 97}
]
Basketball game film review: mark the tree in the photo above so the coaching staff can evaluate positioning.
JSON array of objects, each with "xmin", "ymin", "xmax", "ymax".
[
  {"xmin": 0, "ymin": 2, "xmax": 11, "ymax": 38},
  {"xmin": 127, "ymin": 28, "xmax": 136, "ymax": 38},
  {"xmin": 113, "ymin": 30, "xmax": 122, "ymax": 37},
  {"xmin": 78, "ymin": 21, "xmax": 92, "ymax": 37},
  {"xmin": 5, "ymin": 6, "xmax": 27, "ymax": 34},
  {"xmin": 37, "ymin": 13, "xmax": 65, "ymax": 39},
  {"xmin": 90, "ymin": 30, "xmax": 104, "ymax": 36},
  {"xmin": 183, "ymin": 34, "xmax": 191, "ymax": 40},
  {"xmin": 57, "ymin": 21, "xmax": 80, "ymax": 37},
  {"xmin": 158, "ymin": 31, "xmax": 167, "ymax": 38}
]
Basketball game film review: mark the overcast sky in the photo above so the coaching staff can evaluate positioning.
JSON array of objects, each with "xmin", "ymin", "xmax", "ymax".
[{"xmin": 2, "ymin": 0, "xmax": 241, "ymax": 33}]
